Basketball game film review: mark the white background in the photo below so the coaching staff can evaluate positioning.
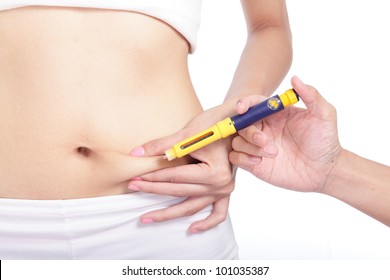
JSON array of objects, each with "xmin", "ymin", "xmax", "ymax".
[
  {"xmin": 189, "ymin": 0, "xmax": 390, "ymax": 259},
  {"xmin": 3, "ymin": 1, "xmax": 390, "ymax": 279}
]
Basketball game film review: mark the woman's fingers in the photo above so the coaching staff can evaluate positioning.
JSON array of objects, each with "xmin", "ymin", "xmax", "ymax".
[
  {"xmin": 133, "ymin": 160, "xmax": 232, "ymax": 187},
  {"xmin": 139, "ymin": 195, "xmax": 230, "ymax": 233},
  {"xmin": 229, "ymin": 150, "xmax": 262, "ymax": 171},
  {"xmin": 188, "ymin": 196, "xmax": 230, "ymax": 233},
  {"xmin": 128, "ymin": 179, "xmax": 215, "ymax": 197}
]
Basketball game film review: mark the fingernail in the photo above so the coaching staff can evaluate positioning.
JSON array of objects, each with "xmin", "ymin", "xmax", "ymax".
[
  {"xmin": 236, "ymin": 100, "xmax": 245, "ymax": 114},
  {"xmin": 141, "ymin": 218, "xmax": 154, "ymax": 224},
  {"xmin": 129, "ymin": 147, "xmax": 145, "ymax": 157},
  {"xmin": 128, "ymin": 184, "xmax": 140, "ymax": 191}
]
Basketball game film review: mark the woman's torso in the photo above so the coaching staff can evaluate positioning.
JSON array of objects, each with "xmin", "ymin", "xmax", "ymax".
[{"xmin": 0, "ymin": 7, "xmax": 202, "ymax": 199}]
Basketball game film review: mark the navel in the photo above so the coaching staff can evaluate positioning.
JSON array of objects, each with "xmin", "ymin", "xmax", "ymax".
[{"xmin": 76, "ymin": 146, "xmax": 92, "ymax": 157}]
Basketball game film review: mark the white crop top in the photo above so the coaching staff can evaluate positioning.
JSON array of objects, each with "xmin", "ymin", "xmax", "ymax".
[{"xmin": 0, "ymin": 0, "xmax": 202, "ymax": 52}]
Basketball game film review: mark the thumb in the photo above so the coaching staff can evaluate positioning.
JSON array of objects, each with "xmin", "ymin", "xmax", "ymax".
[
  {"xmin": 291, "ymin": 75, "xmax": 335, "ymax": 119},
  {"xmin": 236, "ymin": 94, "xmax": 266, "ymax": 115},
  {"xmin": 129, "ymin": 130, "xmax": 188, "ymax": 157}
]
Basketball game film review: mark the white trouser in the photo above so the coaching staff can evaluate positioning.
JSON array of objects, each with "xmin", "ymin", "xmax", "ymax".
[{"xmin": 0, "ymin": 192, "xmax": 238, "ymax": 259}]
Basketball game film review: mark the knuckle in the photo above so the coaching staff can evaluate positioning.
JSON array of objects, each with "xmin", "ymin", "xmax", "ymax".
[
  {"xmin": 218, "ymin": 182, "xmax": 235, "ymax": 196},
  {"xmin": 169, "ymin": 167, "xmax": 182, "ymax": 184},
  {"xmin": 210, "ymin": 169, "xmax": 232, "ymax": 186},
  {"xmin": 214, "ymin": 211, "xmax": 227, "ymax": 223},
  {"xmin": 221, "ymin": 172, "xmax": 233, "ymax": 186},
  {"xmin": 227, "ymin": 182, "xmax": 235, "ymax": 192},
  {"xmin": 228, "ymin": 151, "xmax": 238, "ymax": 165},
  {"xmin": 231, "ymin": 136, "xmax": 244, "ymax": 151}
]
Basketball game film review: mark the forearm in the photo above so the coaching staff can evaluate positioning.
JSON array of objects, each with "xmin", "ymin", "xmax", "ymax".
[
  {"xmin": 225, "ymin": 24, "xmax": 292, "ymax": 101},
  {"xmin": 323, "ymin": 149, "xmax": 390, "ymax": 226}
]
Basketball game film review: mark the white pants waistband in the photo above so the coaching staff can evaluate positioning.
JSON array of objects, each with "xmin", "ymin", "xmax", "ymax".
[{"xmin": 0, "ymin": 193, "xmax": 238, "ymax": 260}]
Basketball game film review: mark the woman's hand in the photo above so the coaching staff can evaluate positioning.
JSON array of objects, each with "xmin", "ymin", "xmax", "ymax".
[
  {"xmin": 128, "ymin": 102, "xmax": 238, "ymax": 233},
  {"xmin": 229, "ymin": 76, "xmax": 342, "ymax": 193}
]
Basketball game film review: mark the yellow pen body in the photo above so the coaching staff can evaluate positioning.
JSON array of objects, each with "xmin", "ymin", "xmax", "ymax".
[{"xmin": 164, "ymin": 117, "xmax": 237, "ymax": 161}]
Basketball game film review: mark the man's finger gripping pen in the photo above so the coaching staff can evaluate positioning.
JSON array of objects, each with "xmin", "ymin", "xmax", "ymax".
[{"xmin": 164, "ymin": 89, "xmax": 299, "ymax": 161}]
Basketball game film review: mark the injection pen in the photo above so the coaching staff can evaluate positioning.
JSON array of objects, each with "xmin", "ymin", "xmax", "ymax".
[{"xmin": 164, "ymin": 89, "xmax": 299, "ymax": 161}]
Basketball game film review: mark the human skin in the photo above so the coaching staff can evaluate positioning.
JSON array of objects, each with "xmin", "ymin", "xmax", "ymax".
[
  {"xmin": 229, "ymin": 76, "xmax": 390, "ymax": 227},
  {"xmin": 0, "ymin": 7, "xmax": 200, "ymax": 199}
]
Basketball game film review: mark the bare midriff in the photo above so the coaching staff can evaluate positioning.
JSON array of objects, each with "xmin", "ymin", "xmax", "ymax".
[{"xmin": 0, "ymin": 7, "xmax": 202, "ymax": 199}]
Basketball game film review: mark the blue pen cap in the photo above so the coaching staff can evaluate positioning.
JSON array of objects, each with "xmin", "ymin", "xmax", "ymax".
[{"xmin": 231, "ymin": 90, "xmax": 298, "ymax": 131}]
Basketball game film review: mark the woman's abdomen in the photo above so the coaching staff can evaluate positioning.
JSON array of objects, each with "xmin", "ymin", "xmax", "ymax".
[{"xmin": 0, "ymin": 7, "xmax": 202, "ymax": 199}]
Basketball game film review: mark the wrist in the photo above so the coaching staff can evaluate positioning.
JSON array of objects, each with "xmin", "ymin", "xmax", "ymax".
[{"xmin": 321, "ymin": 148, "xmax": 356, "ymax": 197}]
